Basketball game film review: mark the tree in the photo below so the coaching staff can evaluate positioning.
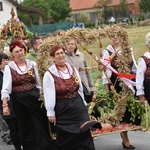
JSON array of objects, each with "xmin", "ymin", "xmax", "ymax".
[
  {"xmin": 78, "ymin": 13, "xmax": 88, "ymax": 23},
  {"xmin": 139, "ymin": 0, "xmax": 150, "ymax": 13},
  {"xmin": 118, "ymin": 0, "xmax": 128, "ymax": 17},
  {"xmin": 49, "ymin": 0, "xmax": 71, "ymax": 22},
  {"xmin": 95, "ymin": 0, "xmax": 112, "ymax": 22},
  {"xmin": 18, "ymin": 0, "xmax": 49, "ymax": 26}
]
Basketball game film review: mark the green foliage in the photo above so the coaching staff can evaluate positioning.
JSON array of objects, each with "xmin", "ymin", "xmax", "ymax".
[
  {"xmin": 78, "ymin": 13, "xmax": 88, "ymax": 23},
  {"xmin": 119, "ymin": 0, "xmax": 128, "ymax": 10},
  {"xmin": 91, "ymin": 70, "xmax": 145, "ymax": 122},
  {"xmin": 49, "ymin": 0, "xmax": 71, "ymax": 22},
  {"xmin": 84, "ymin": 22, "xmax": 96, "ymax": 28},
  {"xmin": 92, "ymin": 92, "xmax": 145, "ymax": 123},
  {"xmin": 118, "ymin": 0, "xmax": 128, "ymax": 17},
  {"xmin": 95, "ymin": 0, "xmax": 112, "ymax": 21},
  {"xmin": 130, "ymin": 18, "xmax": 133, "ymax": 25},
  {"xmin": 18, "ymin": 0, "xmax": 49, "ymax": 26},
  {"xmin": 126, "ymin": 96, "xmax": 145, "ymax": 122},
  {"xmin": 138, "ymin": 16, "xmax": 145, "ymax": 21},
  {"xmin": 91, "ymin": 69, "xmax": 106, "ymax": 94},
  {"xmin": 18, "ymin": 0, "xmax": 71, "ymax": 25},
  {"xmin": 139, "ymin": 0, "xmax": 150, "ymax": 13}
]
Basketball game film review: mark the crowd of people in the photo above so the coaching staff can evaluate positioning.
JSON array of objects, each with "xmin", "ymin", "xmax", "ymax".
[{"xmin": 0, "ymin": 25, "xmax": 149, "ymax": 150}]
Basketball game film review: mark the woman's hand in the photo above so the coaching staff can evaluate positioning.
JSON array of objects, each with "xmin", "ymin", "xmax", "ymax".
[
  {"xmin": 139, "ymin": 95, "xmax": 147, "ymax": 104},
  {"xmin": 48, "ymin": 116, "xmax": 56, "ymax": 125},
  {"xmin": 3, "ymin": 106, "xmax": 10, "ymax": 116}
]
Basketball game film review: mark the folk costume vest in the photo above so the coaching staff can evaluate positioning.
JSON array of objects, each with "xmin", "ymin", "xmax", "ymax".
[
  {"xmin": 142, "ymin": 56, "xmax": 150, "ymax": 79},
  {"xmin": 48, "ymin": 66, "xmax": 79, "ymax": 99},
  {"xmin": 10, "ymin": 68, "xmax": 36, "ymax": 91}
]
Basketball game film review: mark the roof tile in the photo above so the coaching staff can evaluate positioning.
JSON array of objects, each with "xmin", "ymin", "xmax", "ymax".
[
  {"xmin": 70, "ymin": 0, "xmax": 136, "ymax": 10},
  {"xmin": 70, "ymin": 0, "xmax": 98, "ymax": 10}
]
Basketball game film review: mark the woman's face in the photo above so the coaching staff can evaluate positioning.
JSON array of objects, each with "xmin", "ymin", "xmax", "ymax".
[
  {"xmin": 65, "ymin": 39, "xmax": 76, "ymax": 54},
  {"xmin": 110, "ymin": 34, "xmax": 121, "ymax": 45},
  {"xmin": 53, "ymin": 48, "xmax": 66, "ymax": 65},
  {"xmin": 147, "ymin": 41, "xmax": 150, "ymax": 50},
  {"xmin": 12, "ymin": 46, "xmax": 25, "ymax": 61},
  {"xmin": 0, "ymin": 58, "xmax": 9, "ymax": 70}
]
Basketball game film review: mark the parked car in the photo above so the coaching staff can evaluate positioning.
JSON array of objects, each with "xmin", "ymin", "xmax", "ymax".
[{"xmin": 107, "ymin": 17, "xmax": 115, "ymax": 23}]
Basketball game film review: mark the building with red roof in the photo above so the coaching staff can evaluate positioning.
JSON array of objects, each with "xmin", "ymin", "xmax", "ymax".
[{"xmin": 69, "ymin": 0, "xmax": 140, "ymax": 23}]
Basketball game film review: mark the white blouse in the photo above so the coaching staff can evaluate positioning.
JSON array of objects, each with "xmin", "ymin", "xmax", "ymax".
[
  {"xmin": 1, "ymin": 59, "xmax": 41, "ymax": 100},
  {"xmin": 43, "ymin": 63, "xmax": 86, "ymax": 117},
  {"xmin": 136, "ymin": 51, "xmax": 150, "ymax": 96},
  {"xmin": 102, "ymin": 45, "xmax": 137, "ymax": 84}
]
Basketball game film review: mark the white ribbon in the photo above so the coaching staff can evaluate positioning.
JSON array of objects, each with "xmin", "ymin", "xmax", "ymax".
[{"xmin": 100, "ymin": 58, "xmax": 136, "ymax": 93}]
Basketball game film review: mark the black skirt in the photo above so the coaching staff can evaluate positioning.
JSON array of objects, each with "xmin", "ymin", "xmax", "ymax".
[
  {"xmin": 12, "ymin": 87, "xmax": 54, "ymax": 150},
  {"xmin": 144, "ymin": 78, "xmax": 150, "ymax": 105},
  {"xmin": 54, "ymin": 94, "xmax": 101, "ymax": 150}
]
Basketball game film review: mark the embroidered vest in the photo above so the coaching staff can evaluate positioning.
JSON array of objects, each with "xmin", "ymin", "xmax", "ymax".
[
  {"xmin": 10, "ymin": 68, "xmax": 36, "ymax": 91},
  {"xmin": 49, "ymin": 67, "xmax": 79, "ymax": 99},
  {"xmin": 142, "ymin": 56, "xmax": 150, "ymax": 79}
]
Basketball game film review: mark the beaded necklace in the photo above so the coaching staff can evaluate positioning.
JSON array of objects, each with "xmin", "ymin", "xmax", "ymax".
[
  {"xmin": 56, "ymin": 64, "xmax": 79, "ymax": 83},
  {"xmin": 14, "ymin": 61, "xmax": 33, "ymax": 76},
  {"xmin": 56, "ymin": 64, "xmax": 71, "ymax": 79}
]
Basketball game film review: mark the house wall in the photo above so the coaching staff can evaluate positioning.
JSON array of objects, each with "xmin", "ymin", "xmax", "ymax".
[
  {"xmin": 70, "ymin": 8, "xmax": 101, "ymax": 23},
  {"xmin": 129, "ymin": 0, "xmax": 140, "ymax": 15},
  {"xmin": 0, "ymin": 0, "xmax": 17, "ymax": 28},
  {"xmin": 69, "ymin": 0, "xmax": 141, "ymax": 22}
]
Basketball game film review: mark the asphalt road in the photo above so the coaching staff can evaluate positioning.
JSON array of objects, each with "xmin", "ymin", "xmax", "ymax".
[
  {"xmin": 94, "ymin": 131, "xmax": 150, "ymax": 150},
  {"xmin": 0, "ymin": 131, "xmax": 150, "ymax": 150}
]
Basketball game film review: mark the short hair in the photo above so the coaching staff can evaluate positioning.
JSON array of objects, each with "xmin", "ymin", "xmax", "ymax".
[
  {"xmin": 9, "ymin": 40, "xmax": 26, "ymax": 53},
  {"xmin": 146, "ymin": 32, "xmax": 150, "ymax": 44},
  {"xmin": 30, "ymin": 37, "xmax": 40, "ymax": 47},
  {"xmin": 0, "ymin": 53, "xmax": 9, "ymax": 64},
  {"xmin": 50, "ymin": 45, "xmax": 65, "ymax": 57}
]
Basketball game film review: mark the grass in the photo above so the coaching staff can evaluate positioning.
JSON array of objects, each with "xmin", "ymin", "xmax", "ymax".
[{"xmin": 79, "ymin": 25, "xmax": 150, "ymax": 129}]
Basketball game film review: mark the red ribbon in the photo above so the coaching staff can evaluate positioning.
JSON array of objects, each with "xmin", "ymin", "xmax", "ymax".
[{"xmin": 117, "ymin": 73, "xmax": 136, "ymax": 79}]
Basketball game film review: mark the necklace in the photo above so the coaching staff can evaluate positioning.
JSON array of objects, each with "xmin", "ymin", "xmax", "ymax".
[
  {"xmin": 55, "ymin": 64, "xmax": 66, "ymax": 67},
  {"xmin": 56, "ymin": 64, "xmax": 79, "ymax": 83},
  {"xmin": 15, "ymin": 61, "xmax": 33, "ymax": 76},
  {"xmin": 56, "ymin": 64, "xmax": 71, "ymax": 78},
  {"xmin": 15, "ymin": 61, "xmax": 27, "ymax": 73},
  {"xmin": 60, "ymin": 69, "xmax": 69, "ymax": 74},
  {"xmin": 56, "ymin": 64, "xmax": 69, "ymax": 74}
]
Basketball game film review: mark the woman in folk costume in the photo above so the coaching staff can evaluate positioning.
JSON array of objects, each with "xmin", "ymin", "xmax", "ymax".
[
  {"xmin": 102, "ymin": 25, "xmax": 139, "ymax": 149},
  {"xmin": 1, "ymin": 40, "xmax": 54, "ymax": 150},
  {"xmin": 43, "ymin": 45, "xmax": 101, "ymax": 150},
  {"xmin": 136, "ymin": 32, "xmax": 150, "ymax": 105},
  {"xmin": 0, "ymin": 52, "xmax": 21, "ymax": 149}
]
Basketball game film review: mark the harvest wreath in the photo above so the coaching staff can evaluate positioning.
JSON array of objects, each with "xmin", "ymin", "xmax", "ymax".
[
  {"xmin": 36, "ymin": 25, "xmax": 148, "ymax": 137},
  {"xmin": 0, "ymin": 8, "xmax": 34, "ymax": 51}
]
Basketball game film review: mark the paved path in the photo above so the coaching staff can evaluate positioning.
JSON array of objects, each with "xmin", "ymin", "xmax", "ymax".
[
  {"xmin": 94, "ymin": 130, "xmax": 150, "ymax": 150},
  {"xmin": 0, "ymin": 131, "xmax": 150, "ymax": 150},
  {"xmin": 0, "ymin": 135, "xmax": 14, "ymax": 150}
]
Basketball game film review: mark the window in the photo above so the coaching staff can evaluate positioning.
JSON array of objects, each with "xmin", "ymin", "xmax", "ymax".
[
  {"xmin": 0, "ymin": 2, "xmax": 3, "ymax": 11},
  {"xmin": 73, "ymin": 14, "xmax": 80, "ymax": 22},
  {"xmin": 90, "ymin": 12, "xmax": 98, "ymax": 22}
]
